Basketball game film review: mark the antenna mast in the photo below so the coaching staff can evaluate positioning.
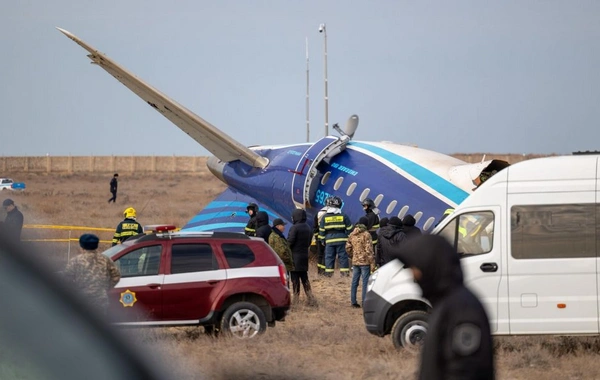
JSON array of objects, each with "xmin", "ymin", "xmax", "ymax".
[{"xmin": 306, "ymin": 37, "xmax": 310, "ymax": 143}]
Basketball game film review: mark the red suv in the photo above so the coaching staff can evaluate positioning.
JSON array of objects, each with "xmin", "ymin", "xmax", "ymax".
[{"xmin": 101, "ymin": 227, "xmax": 290, "ymax": 338}]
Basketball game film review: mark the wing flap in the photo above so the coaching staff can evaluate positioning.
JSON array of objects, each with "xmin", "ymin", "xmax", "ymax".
[{"xmin": 57, "ymin": 27, "xmax": 268, "ymax": 169}]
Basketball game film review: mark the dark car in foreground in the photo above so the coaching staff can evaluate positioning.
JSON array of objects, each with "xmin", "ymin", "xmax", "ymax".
[{"xmin": 102, "ymin": 226, "xmax": 290, "ymax": 338}]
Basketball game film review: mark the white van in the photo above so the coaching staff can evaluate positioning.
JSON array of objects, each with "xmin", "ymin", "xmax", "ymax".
[{"xmin": 363, "ymin": 153, "xmax": 600, "ymax": 349}]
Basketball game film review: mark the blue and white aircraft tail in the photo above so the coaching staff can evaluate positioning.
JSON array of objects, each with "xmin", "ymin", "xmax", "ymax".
[{"xmin": 57, "ymin": 28, "xmax": 509, "ymax": 232}]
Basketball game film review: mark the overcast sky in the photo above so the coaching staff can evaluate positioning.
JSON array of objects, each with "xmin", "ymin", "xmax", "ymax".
[{"xmin": 2, "ymin": 1, "xmax": 599, "ymax": 156}]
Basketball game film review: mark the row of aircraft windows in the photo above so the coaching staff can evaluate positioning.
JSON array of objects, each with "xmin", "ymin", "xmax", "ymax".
[{"xmin": 321, "ymin": 171, "xmax": 437, "ymax": 231}]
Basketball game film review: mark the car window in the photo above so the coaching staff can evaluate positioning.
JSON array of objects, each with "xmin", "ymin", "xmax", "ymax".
[
  {"xmin": 115, "ymin": 245, "xmax": 162, "ymax": 277},
  {"xmin": 437, "ymin": 211, "xmax": 495, "ymax": 258},
  {"xmin": 221, "ymin": 243, "xmax": 256, "ymax": 268},
  {"xmin": 170, "ymin": 244, "xmax": 217, "ymax": 274}
]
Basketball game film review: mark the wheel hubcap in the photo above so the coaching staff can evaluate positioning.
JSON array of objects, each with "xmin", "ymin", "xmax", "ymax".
[
  {"xmin": 404, "ymin": 323, "xmax": 427, "ymax": 348},
  {"xmin": 228, "ymin": 309, "xmax": 260, "ymax": 339}
]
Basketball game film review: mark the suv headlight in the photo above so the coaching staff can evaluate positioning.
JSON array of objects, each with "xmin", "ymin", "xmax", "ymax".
[{"xmin": 367, "ymin": 270, "xmax": 378, "ymax": 291}]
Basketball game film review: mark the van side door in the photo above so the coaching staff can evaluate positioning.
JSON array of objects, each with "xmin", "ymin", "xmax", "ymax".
[
  {"xmin": 507, "ymin": 195, "xmax": 598, "ymax": 334},
  {"xmin": 437, "ymin": 207, "xmax": 507, "ymax": 333}
]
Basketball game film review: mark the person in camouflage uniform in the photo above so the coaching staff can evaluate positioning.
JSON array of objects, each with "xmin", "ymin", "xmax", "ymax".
[
  {"xmin": 346, "ymin": 217, "xmax": 375, "ymax": 308},
  {"xmin": 63, "ymin": 234, "xmax": 121, "ymax": 315},
  {"xmin": 268, "ymin": 218, "xmax": 294, "ymax": 273}
]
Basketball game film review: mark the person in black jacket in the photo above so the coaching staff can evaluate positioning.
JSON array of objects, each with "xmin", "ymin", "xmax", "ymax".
[
  {"xmin": 108, "ymin": 173, "xmax": 118, "ymax": 203},
  {"xmin": 3, "ymin": 198, "xmax": 23, "ymax": 242},
  {"xmin": 402, "ymin": 214, "xmax": 422, "ymax": 239},
  {"xmin": 402, "ymin": 235, "xmax": 494, "ymax": 380},
  {"xmin": 361, "ymin": 198, "xmax": 380, "ymax": 251},
  {"xmin": 376, "ymin": 216, "xmax": 407, "ymax": 267},
  {"xmin": 288, "ymin": 208, "xmax": 317, "ymax": 306},
  {"xmin": 254, "ymin": 211, "xmax": 271, "ymax": 242},
  {"xmin": 244, "ymin": 203, "xmax": 259, "ymax": 236}
]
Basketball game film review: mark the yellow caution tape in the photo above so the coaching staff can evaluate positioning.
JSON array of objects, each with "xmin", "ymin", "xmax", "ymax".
[{"xmin": 24, "ymin": 224, "xmax": 114, "ymax": 232}]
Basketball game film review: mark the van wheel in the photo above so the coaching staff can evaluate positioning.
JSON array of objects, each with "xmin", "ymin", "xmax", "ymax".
[
  {"xmin": 391, "ymin": 310, "xmax": 429, "ymax": 350},
  {"xmin": 220, "ymin": 302, "xmax": 267, "ymax": 339}
]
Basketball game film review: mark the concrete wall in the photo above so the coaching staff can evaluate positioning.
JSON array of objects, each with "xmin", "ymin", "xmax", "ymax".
[
  {"xmin": 0, "ymin": 154, "xmax": 555, "ymax": 174},
  {"xmin": 0, "ymin": 156, "xmax": 208, "ymax": 173}
]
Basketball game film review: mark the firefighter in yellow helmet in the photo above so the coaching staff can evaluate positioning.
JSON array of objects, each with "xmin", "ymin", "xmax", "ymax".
[{"xmin": 112, "ymin": 207, "xmax": 144, "ymax": 246}]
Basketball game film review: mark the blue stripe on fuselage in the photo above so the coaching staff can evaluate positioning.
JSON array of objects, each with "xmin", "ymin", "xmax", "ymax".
[{"xmin": 350, "ymin": 142, "xmax": 469, "ymax": 205}]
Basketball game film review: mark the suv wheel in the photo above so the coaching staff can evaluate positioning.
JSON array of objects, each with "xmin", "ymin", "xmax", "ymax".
[
  {"xmin": 220, "ymin": 302, "xmax": 267, "ymax": 339},
  {"xmin": 391, "ymin": 310, "xmax": 428, "ymax": 350}
]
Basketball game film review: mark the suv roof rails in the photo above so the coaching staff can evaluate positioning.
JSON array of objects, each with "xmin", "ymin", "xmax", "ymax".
[{"xmin": 155, "ymin": 231, "xmax": 251, "ymax": 240}]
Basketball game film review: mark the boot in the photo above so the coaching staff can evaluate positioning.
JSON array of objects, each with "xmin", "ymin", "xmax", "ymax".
[
  {"xmin": 292, "ymin": 293, "xmax": 300, "ymax": 305},
  {"xmin": 306, "ymin": 291, "xmax": 318, "ymax": 307}
]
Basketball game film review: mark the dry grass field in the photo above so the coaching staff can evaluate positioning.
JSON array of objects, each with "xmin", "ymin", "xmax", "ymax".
[{"xmin": 4, "ymin": 170, "xmax": 600, "ymax": 379}]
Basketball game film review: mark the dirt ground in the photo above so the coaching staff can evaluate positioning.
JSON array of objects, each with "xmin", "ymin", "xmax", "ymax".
[{"xmin": 4, "ymin": 170, "xmax": 600, "ymax": 379}]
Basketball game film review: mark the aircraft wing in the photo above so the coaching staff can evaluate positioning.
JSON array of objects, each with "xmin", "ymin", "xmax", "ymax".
[
  {"xmin": 56, "ymin": 28, "xmax": 268, "ymax": 169},
  {"xmin": 183, "ymin": 187, "xmax": 285, "ymax": 232}
]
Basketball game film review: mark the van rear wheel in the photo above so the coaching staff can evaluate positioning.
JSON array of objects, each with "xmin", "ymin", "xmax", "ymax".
[{"xmin": 391, "ymin": 310, "xmax": 429, "ymax": 350}]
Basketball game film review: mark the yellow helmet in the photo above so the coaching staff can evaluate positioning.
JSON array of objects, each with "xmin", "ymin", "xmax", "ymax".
[{"xmin": 123, "ymin": 207, "xmax": 137, "ymax": 219}]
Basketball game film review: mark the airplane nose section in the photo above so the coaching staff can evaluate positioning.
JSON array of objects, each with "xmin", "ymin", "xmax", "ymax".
[{"xmin": 207, "ymin": 156, "xmax": 227, "ymax": 184}]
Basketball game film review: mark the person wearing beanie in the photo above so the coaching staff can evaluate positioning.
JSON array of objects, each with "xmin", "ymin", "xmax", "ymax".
[
  {"xmin": 63, "ymin": 234, "xmax": 121, "ymax": 315},
  {"xmin": 379, "ymin": 217, "xmax": 389, "ymax": 228},
  {"xmin": 376, "ymin": 216, "xmax": 407, "ymax": 267},
  {"xmin": 254, "ymin": 211, "xmax": 271, "ymax": 242},
  {"xmin": 346, "ymin": 216, "xmax": 375, "ymax": 308},
  {"xmin": 402, "ymin": 214, "xmax": 422, "ymax": 239},
  {"xmin": 2, "ymin": 198, "xmax": 24, "ymax": 242}
]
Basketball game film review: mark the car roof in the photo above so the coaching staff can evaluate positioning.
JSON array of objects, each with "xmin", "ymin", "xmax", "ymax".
[{"xmin": 132, "ymin": 231, "xmax": 255, "ymax": 243}]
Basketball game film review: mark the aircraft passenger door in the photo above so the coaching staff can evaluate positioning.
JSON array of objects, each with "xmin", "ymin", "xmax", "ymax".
[
  {"xmin": 438, "ymin": 208, "xmax": 505, "ymax": 333},
  {"xmin": 507, "ymin": 192, "xmax": 598, "ymax": 334},
  {"xmin": 290, "ymin": 136, "xmax": 339, "ymax": 209}
]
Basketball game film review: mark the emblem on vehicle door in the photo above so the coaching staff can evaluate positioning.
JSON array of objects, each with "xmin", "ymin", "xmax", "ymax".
[{"xmin": 119, "ymin": 289, "xmax": 137, "ymax": 307}]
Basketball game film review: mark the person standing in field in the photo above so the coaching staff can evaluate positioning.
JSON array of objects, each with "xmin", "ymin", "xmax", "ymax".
[
  {"xmin": 108, "ymin": 173, "xmax": 118, "ymax": 203},
  {"xmin": 2, "ymin": 198, "xmax": 24, "ymax": 242},
  {"xmin": 112, "ymin": 207, "xmax": 143, "ymax": 246},
  {"xmin": 346, "ymin": 216, "xmax": 374, "ymax": 308},
  {"xmin": 244, "ymin": 202, "xmax": 259, "ymax": 236},
  {"xmin": 63, "ymin": 234, "xmax": 121, "ymax": 315},
  {"xmin": 288, "ymin": 208, "xmax": 317, "ymax": 306},
  {"xmin": 268, "ymin": 218, "xmax": 294, "ymax": 281}
]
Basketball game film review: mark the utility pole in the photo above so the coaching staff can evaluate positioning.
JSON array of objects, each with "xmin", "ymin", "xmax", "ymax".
[
  {"xmin": 305, "ymin": 37, "xmax": 310, "ymax": 142},
  {"xmin": 319, "ymin": 23, "xmax": 328, "ymax": 137}
]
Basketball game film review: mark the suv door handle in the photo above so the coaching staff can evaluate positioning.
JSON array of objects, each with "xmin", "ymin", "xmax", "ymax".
[
  {"xmin": 147, "ymin": 283, "xmax": 161, "ymax": 289},
  {"xmin": 208, "ymin": 280, "xmax": 220, "ymax": 285},
  {"xmin": 480, "ymin": 263, "xmax": 498, "ymax": 273}
]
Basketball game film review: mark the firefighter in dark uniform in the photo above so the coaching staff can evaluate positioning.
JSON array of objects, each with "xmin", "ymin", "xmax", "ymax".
[
  {"xmin": 244, "ymin": 202, "xmax": 259, "ymax": 236},
  {"xmin": 361, "ymin": 198, "xmax": 380, "ymax": 253},
  {"xmin": 400, "ymin": 235, "xmax": 494, "ymax": 380},
  {"xmin": 318, "ymin": 196, "xmax": 353, "ymax": 277},
  {"xmin": 112, "ymin": 207, "xmax": 144, "ymax": 246}
]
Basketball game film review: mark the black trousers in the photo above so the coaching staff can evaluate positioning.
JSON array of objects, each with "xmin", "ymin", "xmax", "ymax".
[
  {"xmin": 108, "ymin": 190, "xmax": 117, "ymax": 203},
  {"xmin": 290, "ymin": 271, "xmax": 312, "ymax": 295}
]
